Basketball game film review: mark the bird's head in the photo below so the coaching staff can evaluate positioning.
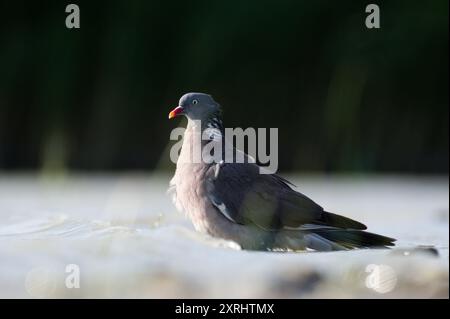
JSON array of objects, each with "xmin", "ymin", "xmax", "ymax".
[{"xmin": 168, "ymin": 93, "xmax": 221, "ymax": 123}]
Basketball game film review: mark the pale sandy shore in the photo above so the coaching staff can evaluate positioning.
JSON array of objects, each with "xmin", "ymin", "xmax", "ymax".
[{"xmin": 0, "ymin": 173, "xmax": 448, "ymax": 298}]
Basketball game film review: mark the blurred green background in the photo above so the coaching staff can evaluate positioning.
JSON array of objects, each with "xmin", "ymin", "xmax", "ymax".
[{"xmin": 0, "ymin": 0, "xmax": 448, "ymax": 173}]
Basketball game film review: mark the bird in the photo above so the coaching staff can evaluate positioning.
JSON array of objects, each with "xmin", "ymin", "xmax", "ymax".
[{"xmin": 168, "ymin": 92, "xmax": 396, "ymax": 251}]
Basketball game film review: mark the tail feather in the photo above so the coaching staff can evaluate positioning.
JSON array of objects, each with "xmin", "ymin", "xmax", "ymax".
[
  {"xmin": 318, "ymin": 211, "xmax": 367, "ymax": 230},
  {"xmin": 310, "ymin": 229, "xmax": 396, "ymax": 250}
]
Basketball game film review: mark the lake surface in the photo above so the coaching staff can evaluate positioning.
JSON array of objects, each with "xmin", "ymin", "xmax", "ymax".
[{"xmin": 0, "ymin": 173, "xmax": 448, "ymax": 298}]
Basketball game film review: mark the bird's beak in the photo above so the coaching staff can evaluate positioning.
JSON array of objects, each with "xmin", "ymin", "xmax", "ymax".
[{"xmin": 168, "ymin": 106, "xmax": 184, "ymax": 119}]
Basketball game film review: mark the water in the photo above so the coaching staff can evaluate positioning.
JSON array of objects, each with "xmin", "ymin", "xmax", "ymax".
[{"xmin": 0, "ymin": 173, "xmax": 448, "ymax": 298}]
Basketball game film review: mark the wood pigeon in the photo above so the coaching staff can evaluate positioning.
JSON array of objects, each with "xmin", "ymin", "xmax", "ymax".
[{"xmin": 168, "ymin": 92, "xmax": 396, "ymax": 251}]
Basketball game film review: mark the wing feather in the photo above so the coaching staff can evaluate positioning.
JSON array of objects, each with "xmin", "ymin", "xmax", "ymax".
[{"xmin": 206, "ymin": 162, "xmax": 366, "ymax": 231}]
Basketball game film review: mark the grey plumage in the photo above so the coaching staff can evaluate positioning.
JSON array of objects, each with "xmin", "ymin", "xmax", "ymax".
[{"xmin": 169, "ymin": 92, "xmax": 396, "ymax": 251}]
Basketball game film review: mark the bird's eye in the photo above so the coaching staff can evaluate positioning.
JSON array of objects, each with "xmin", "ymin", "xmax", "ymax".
[{"xmin": 192, "ymin": 99, "xmax": 198, "ymax": 105}]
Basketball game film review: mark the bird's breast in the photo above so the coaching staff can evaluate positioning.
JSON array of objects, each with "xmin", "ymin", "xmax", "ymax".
[{"xmin": 173, "ymin": 163, "xmax": 214, "ymax": 231}]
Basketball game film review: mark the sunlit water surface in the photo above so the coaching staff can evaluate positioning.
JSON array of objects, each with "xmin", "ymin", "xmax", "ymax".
[{"xmin": 0, "ymin": 173, "xmax": 448, "ymax": 298}]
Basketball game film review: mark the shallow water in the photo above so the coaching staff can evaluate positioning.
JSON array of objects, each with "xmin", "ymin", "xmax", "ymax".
[{"xmin": 0, "ymin": 173, "xmax": 448, "ymax": 298}]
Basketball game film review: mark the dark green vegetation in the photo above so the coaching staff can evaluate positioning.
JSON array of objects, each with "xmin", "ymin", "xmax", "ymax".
[{"xmin": 0, "ymin": 0, "xmax": 448, "ymax": 173}]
